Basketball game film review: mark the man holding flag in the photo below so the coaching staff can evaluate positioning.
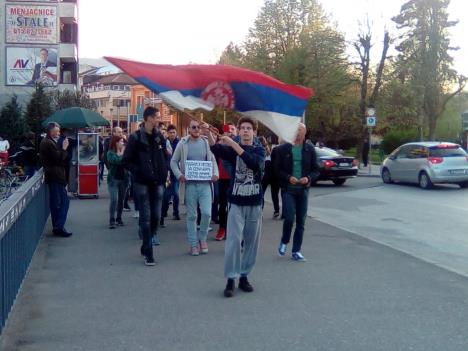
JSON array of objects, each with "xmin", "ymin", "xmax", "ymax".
[{"xmin": 207, "ymin": 117, "xmax": 265, "ymax": 298}]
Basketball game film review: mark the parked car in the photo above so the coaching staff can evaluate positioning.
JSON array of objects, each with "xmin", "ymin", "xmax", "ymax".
[
  {"xmin": 314, "ymin": 147, "xmax": 358, "ymax": 185},
  {"xmin": 381, "ymin": 142, "xmax": 468, "ymax": 189}
]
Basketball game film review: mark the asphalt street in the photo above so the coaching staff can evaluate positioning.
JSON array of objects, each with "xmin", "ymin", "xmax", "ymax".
[
  {"xmin": 310, "ymin": 176, "xmax": 468, "ymax": 278},
  {"xmin": 2, "ymin": 177, "xmax": 468, "ymax": 351}
]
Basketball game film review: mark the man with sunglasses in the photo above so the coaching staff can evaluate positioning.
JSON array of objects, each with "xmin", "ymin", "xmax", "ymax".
[
  {"xmin": 122, "ymin": 106, "xmax": 168, "ymax": 266},
  {"xmin": 171, "ymin": 120, "xmax": 218, "ymax": 256}
]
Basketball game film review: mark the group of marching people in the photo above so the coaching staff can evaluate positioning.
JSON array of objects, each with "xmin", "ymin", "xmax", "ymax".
[{"xmin": 103, "ymin": 106, "xmax": 320, "ymax": 297}]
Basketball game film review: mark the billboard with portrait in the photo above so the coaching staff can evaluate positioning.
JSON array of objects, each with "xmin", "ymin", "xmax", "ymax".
[
  {"xmin": 6, "ymin": 47, "xmax": 57, "ymax": 86},
  {"xmin": 6, "ymin": 4, "xmax": 58, "ymax": 44},
  {"xmin": 78, "ymin": 133, "xmax": 99, "ymax": 165}
]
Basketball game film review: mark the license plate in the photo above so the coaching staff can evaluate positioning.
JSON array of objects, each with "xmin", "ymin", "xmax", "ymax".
[
  {"xmin": 449, "ymin": 169, "xmax": 466, "ymax": 175},
  {"xmin": 339, "ymin": 163, "xmax": 350, "ymax": 167}
]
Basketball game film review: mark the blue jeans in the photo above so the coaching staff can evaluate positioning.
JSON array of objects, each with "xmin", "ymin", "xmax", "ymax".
[
  {"xmin": 108, "ymin": 179, "xmax": 126, "ymax": 221},
  {"xmin": 162, "ymin": 177, "xmax": 179, "ymax": 217},
  {"xmin": 281, "ymin": 187, "xmax": 309, "ymax": 253},
  {"xmin": 134, "ymin": 183, "xmax": 164, "ymax": 258},
  {"xmin": 185, "ymin": 182, "xmax": 212, "ymax": 247},
  {"xmin": 48, "ymin": 182, "xmax": 70, "ymax": 230}
]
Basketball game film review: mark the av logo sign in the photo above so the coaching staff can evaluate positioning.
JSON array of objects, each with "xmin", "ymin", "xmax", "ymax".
[{"xmin": 13, "ymin": 59, "xmax": 29, "ymax": 69}]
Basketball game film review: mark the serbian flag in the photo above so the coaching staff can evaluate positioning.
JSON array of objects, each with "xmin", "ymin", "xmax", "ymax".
[{"xmin": 105, "ymin": 56, "xmax": 313, "ymax": 142}]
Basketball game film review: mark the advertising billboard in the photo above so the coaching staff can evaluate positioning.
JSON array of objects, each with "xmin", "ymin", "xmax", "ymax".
[
  {"xmin": 6, "ymin": 47, "xmax": 58, "ymax": 86},
  {"xmin": 6, "ymin": 4, "xmax": 58, "ymax": 44}
]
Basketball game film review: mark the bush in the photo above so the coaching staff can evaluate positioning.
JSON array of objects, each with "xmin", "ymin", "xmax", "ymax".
[{"xmin": 381, "ymin": 129, "xmax": 419, "ymax": 154}]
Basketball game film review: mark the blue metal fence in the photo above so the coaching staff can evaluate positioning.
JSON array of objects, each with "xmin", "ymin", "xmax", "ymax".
[{"xmin": 0, "ymin": 170, "xmax": 49, "ymax": 335}]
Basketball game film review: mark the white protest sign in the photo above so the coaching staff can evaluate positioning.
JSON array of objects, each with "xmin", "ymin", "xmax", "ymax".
[{"xmin": 185, "ymin": 160, "xmax": 213, "ymax": 181}]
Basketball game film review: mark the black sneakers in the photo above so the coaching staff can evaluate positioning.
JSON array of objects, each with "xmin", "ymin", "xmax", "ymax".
[
  {"xmin": 239, "ymin": 276, "xmax": 254, "ymax": 293},
  {"xmin": 53, "ymin": 228, "xmax": 73, "ymax": 237},
  {"xmin": 144, "ymin": 256, "xmax": 155, "ymax": 266},
  {"xmin": 224, "ymin": 279, "xmax": 235, "ymax": 298},
  {"xmin": 109, "ymin": 220, "xmax": 116, "ymax": 229}
]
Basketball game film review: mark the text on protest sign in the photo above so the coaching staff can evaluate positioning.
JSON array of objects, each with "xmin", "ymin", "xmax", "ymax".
[{"xmin": 185, "ymin": 160, "xmax": 213, "ymax": 181}]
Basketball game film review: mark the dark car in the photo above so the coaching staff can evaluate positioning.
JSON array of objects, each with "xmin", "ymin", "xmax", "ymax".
[{"xmin": 314, "ymin": 147, "xmax": 358, "ymax": 185}]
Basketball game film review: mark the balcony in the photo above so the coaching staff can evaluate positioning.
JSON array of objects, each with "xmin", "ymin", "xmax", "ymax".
[
  {"xmin": 59, "ymin": 43, "xmax": 78, "ymax": 62},
  {"xmin": 59, "ymin": 2, "xmax": 78, "ymax": 22}
]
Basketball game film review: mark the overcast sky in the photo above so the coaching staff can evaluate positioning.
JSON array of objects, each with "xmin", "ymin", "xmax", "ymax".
[{"xmin": 79, "ymin": 0, "xmax": 468, "ymax": 75}]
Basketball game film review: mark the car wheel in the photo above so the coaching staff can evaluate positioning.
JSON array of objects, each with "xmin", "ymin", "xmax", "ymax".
[
  {"xmin": 381, "ymin": 168, "xmax": 392, "ymax": 184},
  {"xmin": 419, "ymin": 172, "xmax": 433, "ymax": 189},
  {"xmin": 458, "ymin": 181, "xmax": 468, "ymax": 188},
  {"xmin": 332, "ymin": 179, "xmax": 346, "ymax": 186}
]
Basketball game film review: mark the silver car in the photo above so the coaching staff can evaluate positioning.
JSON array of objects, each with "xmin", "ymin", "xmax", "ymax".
[{"xmin": 381, "ymin": 142, "xmax": 468, "ymax": 189}]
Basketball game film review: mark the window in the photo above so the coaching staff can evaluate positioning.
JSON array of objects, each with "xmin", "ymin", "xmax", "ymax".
[
  {"xmin": 429, "ymin": 145, "xmax": 466, "ymax": 157},
  {"xmin": 408, "ymin": 145, "xmax": 428, "ymax": 159},
  {"xmin": 60, "ymin": 21, "xmax": 78, "ymax": 44},
  {"xmin": 396, "ymin": 145, "xmax": 412, "ymax": 159},
  {"xmin": 59, "ymin": 61, "xmax": 77, "ymax": 84}
]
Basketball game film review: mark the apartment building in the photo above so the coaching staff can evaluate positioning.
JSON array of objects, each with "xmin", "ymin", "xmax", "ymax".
[{"xmin": 0, "ymin": 0, "xmax": 79, "ymax": 105}]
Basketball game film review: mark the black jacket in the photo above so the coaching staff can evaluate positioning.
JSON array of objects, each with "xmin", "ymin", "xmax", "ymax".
[
  {"xmin": 273, "ymin": 142, "xmax": 320, "ymax": 188},
  {"xmin": 122, "ymin": 126, "xmax": 168, "ymax": 185},
  {"xmin": 39, "ymin": 136, "xmax": 68, "ymax": 184}
]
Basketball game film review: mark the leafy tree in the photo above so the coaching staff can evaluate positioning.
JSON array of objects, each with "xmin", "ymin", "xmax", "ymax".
[
  {"xmin": 221, "ymin": 0, "xmax": 360, "ymax": 144},
  {"xmin": 0, "ymin": 96, "xmax": 29, "ymax": 149},
  {"xmin": 218, "ymin": 42, "xmax": 245, "ymax": 66},
  {"xmin": 392, "ymin": 0, "xmax": 466, "ymax": 140},
  {"xmin": 24, "ymin": 84, "xmax": 52, "ymax": 150},
  {"xmin": 49, "ymin": 89, "xmax": 96, "ymax": 111}
]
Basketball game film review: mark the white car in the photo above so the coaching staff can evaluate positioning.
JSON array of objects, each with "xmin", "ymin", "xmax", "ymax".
[{"xmin": 381, "ymin": 142, "xmax": 468, "ymax": 189}]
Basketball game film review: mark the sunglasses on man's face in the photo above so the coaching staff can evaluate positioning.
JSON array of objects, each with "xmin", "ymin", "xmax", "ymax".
[{"xmin": 191, "ymin": 125, "xmax": 200, "ymax": 130}]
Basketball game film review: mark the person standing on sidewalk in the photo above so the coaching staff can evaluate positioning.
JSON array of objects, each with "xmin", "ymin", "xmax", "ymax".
[
  {"xmin": 207, "ymin": 117, "xmax": 265, "ymax": 298},
  {"xmin": 39, "ymin": 122, "xmax": 72, "ymax": 237},
  {"xmin": 362, "ymin": 137, "xmax": 370, "ymax": 167},
  {"xmin": 274, "ymin": 123, "xmax": 319, "ymax": 262},
  {"xmin": 122, "ymin": 107, "xmax": 168, "ymax": 266},
  {"xmin": 106, "ymin": 136, "xmax": 128, "ymax": 229},
  {"xmin": 170, "ymin": 120, "xmax": 218, "ymax": 256}
]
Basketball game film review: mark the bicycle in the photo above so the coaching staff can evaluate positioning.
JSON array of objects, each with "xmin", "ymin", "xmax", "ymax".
[{"xmin": 0, "ymin": 162, "xmax": 28, "ymax": 202}]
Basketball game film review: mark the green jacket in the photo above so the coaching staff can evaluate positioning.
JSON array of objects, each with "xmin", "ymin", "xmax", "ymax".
[{"xmin": 107, "ymin": 150, "xmax": 129, "ymax": 184}]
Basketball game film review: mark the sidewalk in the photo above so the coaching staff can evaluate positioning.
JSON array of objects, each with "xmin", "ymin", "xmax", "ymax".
[
  {"xmin": 2, "ymin": 187, "xmax": 468, "ymax": 351},
  {"xmin": 358, "ymin": 163, "xmax": 381, "ymax": 177}
]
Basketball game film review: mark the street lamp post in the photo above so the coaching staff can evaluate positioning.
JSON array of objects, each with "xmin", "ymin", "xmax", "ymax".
[{"xmin": 110, "ymin": 107, "xmax": 114, "ymax": 128}]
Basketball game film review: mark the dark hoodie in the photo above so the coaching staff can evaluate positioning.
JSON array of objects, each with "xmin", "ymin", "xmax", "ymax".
[{"xmin": 211, "ymin": 143, "xmax": 265, "ymax": 206}]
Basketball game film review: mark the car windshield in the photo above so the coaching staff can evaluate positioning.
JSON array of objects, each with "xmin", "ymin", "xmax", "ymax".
[
  {"xmin": 315, "ymin": 147, "xmax": 341, "ymax": 157},
  {"xmin": 429, "ymin": 145, "xmax": 466, "ymax": 157}
]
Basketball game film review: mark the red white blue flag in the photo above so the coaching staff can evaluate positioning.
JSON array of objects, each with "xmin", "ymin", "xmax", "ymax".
[{"xmin": 105, "ymin": 56, "xmax": 313, "ymax": 142}]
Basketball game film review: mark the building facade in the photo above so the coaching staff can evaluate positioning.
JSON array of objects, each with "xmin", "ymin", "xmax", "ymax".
[
  {"xmin": 81, "ymin": 72, "xmax": 138, "ymax": 132},
  {"xmin": 0, "ymin": 0, "xmax": 79, "ymax": 106}
]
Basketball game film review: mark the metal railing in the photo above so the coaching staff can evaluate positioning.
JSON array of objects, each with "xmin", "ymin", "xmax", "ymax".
[{"xmin": 0, "ymin": 169, "xmax": 49, "ymax": 335}]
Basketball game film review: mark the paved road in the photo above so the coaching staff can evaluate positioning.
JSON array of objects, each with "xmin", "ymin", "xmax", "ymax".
[
  {"xmin": 309, "ymin": 176, "xmax": 468, "ymax": 278},
  {"xmin": 2, "ymin": 182, "xmax": 468, "ymax": 351}
]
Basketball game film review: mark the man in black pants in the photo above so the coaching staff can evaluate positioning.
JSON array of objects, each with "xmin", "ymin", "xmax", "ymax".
[
  {"xmin": 40, "ymin": 122, "xmax": 72, "ymax": 237},
  {"xmin": 273, "ymin": 123, "xmax": 319, "ymax": 262},
  {"xmin": 122, "ymin": 107, "xmax": 168, "ymax": 266}
]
